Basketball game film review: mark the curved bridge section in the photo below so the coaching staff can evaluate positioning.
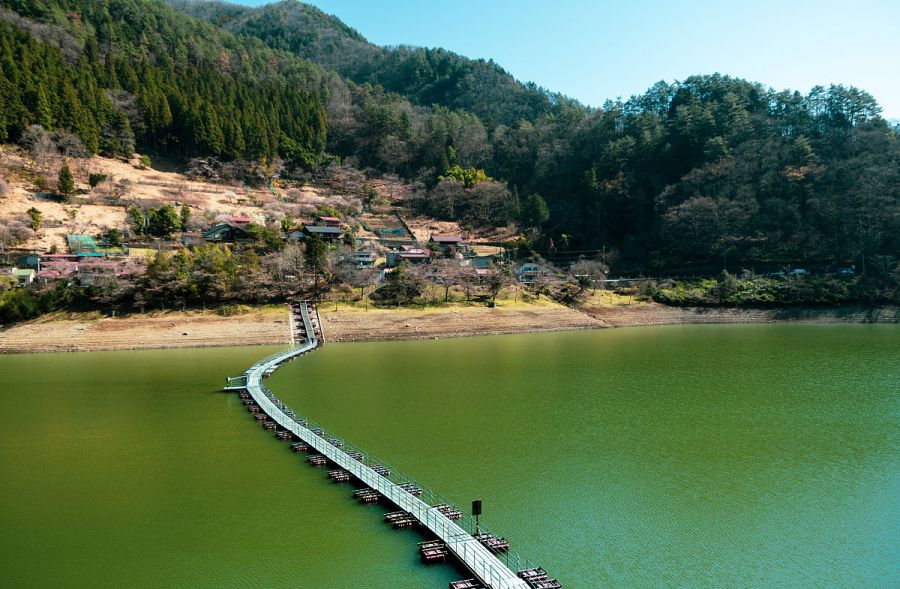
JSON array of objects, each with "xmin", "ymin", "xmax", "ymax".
[{"xmin": 228, "ymin": 301, "xmax": 549, "ymax": 589}]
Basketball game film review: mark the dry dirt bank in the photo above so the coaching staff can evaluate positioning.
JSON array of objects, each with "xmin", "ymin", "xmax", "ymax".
[
  {"xmin": 580, "ymin": 303, "xmax": 900, "ymax": 327},
  {"xmin": 319, "ymin": 302, "xmax": 604, "ymax": 342},
  {"xmin": 321, "ymin": 301, "xmax": 899, "ymax": 343},
  {"xmin": 2, "ymin": 301, "xmax": 896, "ymax": 354},
  {"xmin": 0, "ymin": 307, "xmax": 292, "ymax": 354}
]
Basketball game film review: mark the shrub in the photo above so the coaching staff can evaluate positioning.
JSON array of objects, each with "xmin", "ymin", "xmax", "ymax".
[
  {"xmin": 27, "ymin": 207, "xmax": 42, "ymax": 231},
  {"xmin": 0, "ymin": 288, "xmax": 39, "ymax": 324},
  {"xmin": 88, "ymin": 173, "xmax": 108, "ymax": 188},
  {"xmin": 218, "ymin": 304, "xmax": 252, "ymax": 317}
]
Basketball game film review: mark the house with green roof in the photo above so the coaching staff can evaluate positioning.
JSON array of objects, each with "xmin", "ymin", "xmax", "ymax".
[{"xmin": 12, "ymin": 267, "xmax": 35, "ymax": 286}]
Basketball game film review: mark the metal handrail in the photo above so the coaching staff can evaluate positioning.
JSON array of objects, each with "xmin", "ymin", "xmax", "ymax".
[{"xmin": 238, "ymin": 301, "xmax": 533, "ymax": 589}]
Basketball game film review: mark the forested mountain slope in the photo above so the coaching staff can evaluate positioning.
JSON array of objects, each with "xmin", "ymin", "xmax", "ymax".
[
  {"xmin": 0, "ymin": 0, "xmax": 327, "ymax": 162},
  {"xmin": 170, "ymin": 0, "xmax": 559, "ymax": 126},
  {"xmin": 2, "ymin": 0, "xmax": 898, "ymax": 274},
  {"xmin": 172, "ymin": 1, "xmax": 900, "ymax": 270}
]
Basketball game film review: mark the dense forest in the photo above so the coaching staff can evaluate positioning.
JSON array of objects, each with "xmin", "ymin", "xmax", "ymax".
[
  {"xmin": 170, "ymin": 0, "xmax": 558, "ymax": 126},
  {"xmin": 1, "ymin": 0, "xmax": 898, "ymax": 276},
  {"xmin": 176, "ymin": 0, "xmax": 900, "ymax": 274},
  {"xmin": 0, "ymin": 0, "xmax": 326, "ymax": 162}
]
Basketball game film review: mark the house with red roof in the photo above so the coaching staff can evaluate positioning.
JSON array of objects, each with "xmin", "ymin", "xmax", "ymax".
[{"xmin": 315, "ymin": 215, "xmax": 342, "ymax": 227}]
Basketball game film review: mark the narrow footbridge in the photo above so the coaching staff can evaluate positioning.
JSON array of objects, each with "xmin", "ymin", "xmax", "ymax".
[{"xmin": 226, "ymin": 301, "xmax": 556, "ymax": 589}]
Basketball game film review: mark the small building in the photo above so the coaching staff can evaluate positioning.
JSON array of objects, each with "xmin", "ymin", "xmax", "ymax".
[
  {"xmin": 229, "ymin": 215, "xmax": 252, "ymax": 225},
  {"xmin": 474, "ymin": 267, "xmax": 495, "ymax": 282},
  {"xmin": 429, "ymin": 234, "xmax": 464, "ymax": 247},
  {"xmin": 303, "ymin": 225, "xmax": 344, "ymax": 242},
  {"xmin": 387, "ymin": 245, "xmax": 430, "ymax": 267},
  {"xmin": 15, "ymin": 255, "xmax": 41, "ymax": 271},
  {"xmin": 180, "ymin": 232, "xmax": 205, "ymax": 248},
  {"xmin": 286, "ymin": 229, "xmax": 306, "ymax": 242},
  {"xmin": 345, "ymin": 249, "xmax": 377, "ymax": 269},
  {"xmin": 42, "ymin": 253, "xmax": 79, "ymax": 263},
  {"xmin": 429, "ymin": 234, "xmax": 467, "ymax": 257},
  {"xmin": 315, "ymin": 216, "xmax": 342, "ymax": 227},
  {"xmin": 515, "ymin": 263, "xmax": 550, "ymax": 284},
  {"xmin": 12, "ymin": 267, "xmax": 35, "ymax": 286},
  {"xmin": 203, "ymin": 223, "xmax": 254, "ymax": 243}
]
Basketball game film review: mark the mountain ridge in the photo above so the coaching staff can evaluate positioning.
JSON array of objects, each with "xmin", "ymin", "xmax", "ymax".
[
  {"xmin": 1, "ymin": 0, "xmax": 897, "ymax": 274},
  {"xmin": 169, "ymin": 0, "xmax": 562, "ymax": 126}
]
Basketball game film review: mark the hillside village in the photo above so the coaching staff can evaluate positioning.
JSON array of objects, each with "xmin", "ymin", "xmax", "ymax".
[
  {"xmin": 0, "ymin": 145, "xmax": 592, "ymax": 317},
  {"xmin": 3, "ymin": 137, "xmax": 893, "ymax": 327}
]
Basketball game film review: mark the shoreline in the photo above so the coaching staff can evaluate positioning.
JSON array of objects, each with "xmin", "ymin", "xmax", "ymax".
[
  {"xmin": 579, "ymin": 303, "xmax": 900, "ymax": 328},
  {"xmin": 320, "ymin": 302, "xmax": 900, "ymax": 344},
  {"xmin": 0, "ymin": 307, "xmax": 293, "ymax": 354},
  {"xmin": 2, "ymin": 302, "xmax": 897, "ymax": 355}
]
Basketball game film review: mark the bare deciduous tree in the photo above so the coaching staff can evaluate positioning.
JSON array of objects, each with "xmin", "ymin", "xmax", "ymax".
[
  {"xmin": 569, "ymin": 259, "xmax": 609, "ymax": 293},
  {"xmin": 453, "ymin": 263, "xmax": 478, "ymax": 303},
  {"xmin": 485, "ymin": 267, "xmax": 514, "ymax": 303},
  {"xmin": 0, "ymin": 219, "xmax": 35, "ymax": 253},
  {"xmin": 52, "ymin": 130, "xmax": 87, "ymax": 159},
  {"xmin": 21, "ymin": 125, "xmax": 55, "ymax": 173},
  {"xmin": 431, "ymin": 258, "xmax": 459, "ymax": 302},
  {"xmin": 376, "ymin": 134, "xmax": 410, "ymax": 174},
  {"xmin": 530, "ymin": 259, "xmax": 557, "ymax": 299}
]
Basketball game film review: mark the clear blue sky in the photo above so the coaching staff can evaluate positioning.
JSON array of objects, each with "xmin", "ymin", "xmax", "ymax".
[{"xmin": 236, "ymin": 0, "xmax": 900, "ymax": 119}]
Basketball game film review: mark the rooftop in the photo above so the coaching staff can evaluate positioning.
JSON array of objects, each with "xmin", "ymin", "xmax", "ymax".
[
  {"xmin": 430, "ymin": 234, "xmax": 464, "ymax": 244},
  {"xmin": 304, "ymin": 225, "xmax": 344, "ymax": 235},
  {"xmin": 398, "ymin": 251, "xmax": 430, "ymax": 259}
]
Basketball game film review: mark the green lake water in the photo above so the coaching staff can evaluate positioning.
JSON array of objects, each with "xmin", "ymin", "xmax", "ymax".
[{"xmin": 1, "ymin": 325, "xmax": 898, "ymax": 588}]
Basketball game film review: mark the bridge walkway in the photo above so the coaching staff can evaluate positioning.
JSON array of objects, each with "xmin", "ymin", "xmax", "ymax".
[{"xmin": 232, "ymin": 301, "xmax": 535, "ymax": 589}]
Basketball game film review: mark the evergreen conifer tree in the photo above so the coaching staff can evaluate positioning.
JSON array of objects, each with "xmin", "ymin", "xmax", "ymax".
[{"xmin": 57, "ymin": 161, "xmax": 75, "ymax": 202}]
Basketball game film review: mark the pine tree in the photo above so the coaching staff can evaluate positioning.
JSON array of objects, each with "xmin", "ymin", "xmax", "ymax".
[
  {"xmin": 196, "ymin": 103, "xmax": 225, "ymax": 156},
  {"xmin": 33, "ymin": 86, "xmax": 54, "ymax": 129},
  {"xmin": 304, "ymin": 233, "xmax": 328, "ymax": 300},
  {"xmin": 180, "ymin": 204, "xmax": 191, "ymax": 230},
  {"xmin": 57, "ymin": 161, "xmax": 75, "ymax": 202},
  {"xmin": 521, "ymin": 193, "xmax": 549, "ymax": 229},
  {"xmin": 102, "ymin": 108, "xmax": 135, "ymax": 156}
]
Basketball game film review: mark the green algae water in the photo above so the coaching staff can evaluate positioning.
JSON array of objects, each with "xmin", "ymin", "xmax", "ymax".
[{"xmin": 1, "ymin": 325, "xmax": 898, "ymax": 588}]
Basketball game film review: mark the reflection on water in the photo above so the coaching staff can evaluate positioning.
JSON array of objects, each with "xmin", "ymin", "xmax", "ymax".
[
  {"xmin": 271, "ymin": 325, "xmax": 900, "ymax": 588},
  {"xmin": 1, "ymin": 325, "xmax": 898, "ymax": 588}
]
